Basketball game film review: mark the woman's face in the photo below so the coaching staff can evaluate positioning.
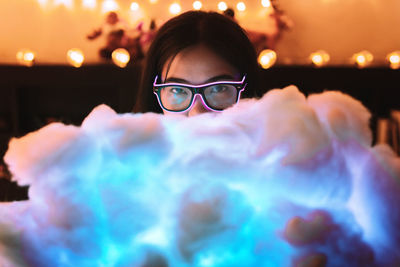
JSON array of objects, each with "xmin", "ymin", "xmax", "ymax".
[{"xmin": 161, "ymin": 44, "xmax": 240, "ymax": 117}]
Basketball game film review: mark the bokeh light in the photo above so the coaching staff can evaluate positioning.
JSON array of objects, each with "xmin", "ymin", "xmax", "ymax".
[
  {"xmin": 169, "ymin": 3, "xmax": 182, "ymax": 15},
  {"xmin": 53, "ymin": 0, "xmax": 73, "ymax": 8},
  {"xmin": 261, "ymin": 0, "xmax": 271, "ymax": 8},
  {"xmin": 352, "ymin": 50, "xmax": 373, "ymax": 68},
  {"xmin": 82, "ymin": 0, "xmax": 97, "ymax": 9},
  {"xmin": 258, "ymin": 49, "xmax": 277, "ymax": 69},
  {"xmin": 310, "ymin": 50, "xmax": 330, "ymax": 67},
  {"xmin": 130, "ymin": 2, "xmax": 139, "ymax": 11},
  {"xmin": 237, "ymin": 2, "xmax": 246, "ymax": 11},
  {"xmin": 16, "ymin": 50, "xmax": 35, "ymax": 67},
  {"xmin": 67, "ymin": 49, "xmax": 84, "ymax": 68},
  {"xmin": 102, "ymin": 0, "xmax": 119, "ymax": 13},
  {"xmin": 193, "ymin": 1, "xmax": 202, "ymax": 10},
  {"xmin": 387, "ymin": 51, "xmax": 400, "ymax": 69},
  {"xmin": 218, "ymin": 1, "xmax": 228, "ymax": 11},
  {"xmin": 112, "ymin": 48, "xmax": 130, "ymax": 68},
  {"xmin": 37, "ymin": 0, "xmax": 48, "ymax": 7}
]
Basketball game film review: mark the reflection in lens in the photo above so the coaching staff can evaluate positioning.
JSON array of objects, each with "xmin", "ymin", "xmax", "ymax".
[
  {"xmin": 204, "ymin": 85, "xmax": 237, "ymax": 110},
  {"xmin": 160, "ymin": 86, "xmax": 193, "ymax": 111}
]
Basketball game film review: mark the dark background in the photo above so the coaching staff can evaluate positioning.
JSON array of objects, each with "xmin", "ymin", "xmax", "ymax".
[{"xmin": 1, "ymin": 63, "xmax": 399, "ymax": 201}]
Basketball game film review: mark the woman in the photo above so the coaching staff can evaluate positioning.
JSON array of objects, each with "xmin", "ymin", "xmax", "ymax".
[{"xmin": 133, "ymin": 10, "xmax": 259, "ymax": 116}]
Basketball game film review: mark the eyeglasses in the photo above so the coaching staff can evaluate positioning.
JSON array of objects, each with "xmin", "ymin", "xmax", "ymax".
[{"xmin": 153, "ymin": 75, "xmax": 247, "ymax": 112}]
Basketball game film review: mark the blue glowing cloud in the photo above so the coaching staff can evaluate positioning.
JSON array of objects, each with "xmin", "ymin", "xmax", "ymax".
[{"xmin": 1, "ymin": 86, "xmax": 399, "ymax": 266}]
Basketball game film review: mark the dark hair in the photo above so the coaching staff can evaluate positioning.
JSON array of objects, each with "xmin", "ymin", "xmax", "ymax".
[{"xmin": 133, "ymin": 11, "xmax": 259, "ymax": 113}]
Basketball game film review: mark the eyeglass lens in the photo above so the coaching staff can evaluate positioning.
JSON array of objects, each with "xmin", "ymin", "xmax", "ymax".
[{"xmin": 159, "ymin": 84, "xmax": 238, "ymax": 111}]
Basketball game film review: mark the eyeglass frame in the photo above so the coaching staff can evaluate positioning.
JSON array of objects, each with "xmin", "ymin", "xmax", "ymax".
[{"xmin": 152, "ymin": 75, "xmax": 247, "ymax": 113}]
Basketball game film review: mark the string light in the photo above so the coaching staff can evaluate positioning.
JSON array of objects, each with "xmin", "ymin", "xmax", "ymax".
[
  {"xmin": 258, "ymin": 49, "xmax": 277, "ymax": 69},
  {"xmin": 16, "ymin": 50, "xmax": 35, "ymax": 67},
  {"xmin": 261, "ymin": 0, "xmax": 271, "ymax": 8},
  {"xmin": 352, "ymin": 50, "xmax": 373, "ymax": 68},
  {"xmin": 67, "ymin": 49, "xmax": 84, "ymax": 68},
  {"xmin": 37, "ymin": 0, "xmax": 48, "ymax": 7},
  {"xmin": 237, "ymin": 2, "xmax": 246, "ymax": 11},
  {"xmin": 218, "ymin": 1, "xmax": 227, "ymax": 11},
  {"xmin": 193, "ymin": 1, "xmax": 202, "ymax": 10},
  {"xmin": 387, "ymin": 51, "xmax": 400, "ymax": 69},
  {"xmin": 130, "ymin": 2, "xmax": 139, "ymax": 11},
  {"xmin": 112, "ymin": 48, "xmax": 130, "ymax": 68},
  {"xmin": 102, "ymin": 0, "xmax": 119, "ymax": 13},
  {"xmin": 169, "ymin": 3, "xmax": 182, "ymax": 15},
  {"xmin": 82, "ymin": 0, "xmax": 97, "ymax": 9},
  {"xmin": 54, "ymin": 0, "xmax": 73, "ymax": 8},
  {"xmin": 17, "ymin": 1, "xmax": 400, "ymax": 69},
  {"xmin": 310, "ymin": 50, "xmax": 330, "ymax": 67}
]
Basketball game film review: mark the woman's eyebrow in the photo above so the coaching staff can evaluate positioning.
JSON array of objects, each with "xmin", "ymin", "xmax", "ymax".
[{"xmin": 164, "ymin": 74, "xmax": 236, "ymax": 84}]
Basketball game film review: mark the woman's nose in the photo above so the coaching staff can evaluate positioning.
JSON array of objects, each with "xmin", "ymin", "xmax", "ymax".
[{"xmin": 188, "ymin": 94, "xmax": 211, "ymax": 116}]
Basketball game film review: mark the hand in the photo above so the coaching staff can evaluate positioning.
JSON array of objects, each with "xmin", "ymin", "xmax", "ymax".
[{"xmin": 283, "ymin": 210, "xmax": 332, "ymax": 267}]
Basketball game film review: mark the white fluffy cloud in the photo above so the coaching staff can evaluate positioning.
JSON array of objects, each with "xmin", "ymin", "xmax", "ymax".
[{"xmin": 1, "ymin": 86, "xmax": 399, "ymax": 266}]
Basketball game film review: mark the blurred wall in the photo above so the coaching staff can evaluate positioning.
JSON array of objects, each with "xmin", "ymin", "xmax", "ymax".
[
  {"xmin": 276, "ymin": 0, "xmax": 400, "ymax": 65},
  {"xmin": 0, "ymin": 0, "xmax": 399, "ymax": 65}
]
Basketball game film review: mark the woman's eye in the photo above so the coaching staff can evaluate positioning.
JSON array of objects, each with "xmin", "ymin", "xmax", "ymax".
[
  {"xmin": 210, "ymin": 85, "xmax": 228, "ymax": 93},
  {"xmin": 170, "ymin": 87, "xmax": 187, "ymax": 95}
]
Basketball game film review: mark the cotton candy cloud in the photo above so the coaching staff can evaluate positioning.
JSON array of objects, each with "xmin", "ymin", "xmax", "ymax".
[{"xmin": 1, "ymin": 86, "xmax": 399, "ymax": 266}]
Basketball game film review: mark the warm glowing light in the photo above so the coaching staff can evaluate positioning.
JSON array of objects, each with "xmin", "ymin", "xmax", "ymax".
[
  {"xmin": 37, "ymin": 0, "xmax": 48, "ymax": 7},
  {"xmin": 16, "ymin": 50, "xmax": 35, "ymax": 67},
  {"xmin": 54, "ymin": 0, "xmax": 73, "ymax": 8},
  {"xmin": 352, "ymin": 50, "xmax": 373, "ymax": 68},
  {"xmin": 313, "ymin": 55, "xmax": 323, "ymax": 65},
  {"xmin": 82, "ymin": 0, "xmax": 97, "ymax": 9},
  {"xmin": 149, "ymin": 0, "xmax": 158, "ymax": 3},
  {"xmin": 261, "ymin": 0, "xmax": 271, "ymax": 7},
  {"xmin": 389, "ymin": 54, "xmax": 400, "ymax": 64},
  {"xmin": 193, "ymin": 1, "xmax": 202, "ymax": 10},
  {"xmin": 67, "ymin": 49, "xmax": 85, "ymax": 68},
  {"xmin": 102, "ymin": 0, "xmax": 119, "ymax": 13},
  {"xmin": 112, "ymin": 48, "xmax": 130, "ymax": 68},
  {"xmin": 357, "ymin": 56, "xmax": 365, "ymax": 63},
  {"xmin": 387, "ymin": 51, "xmax": 400, "ymax": 69},
  {"xmin": 218, "ymin": 1, "xmax": 228, "ymax": 11},
  {"xmin": 169, "ymin": 3, "xmax": 182, "ymax": 14},
  {"xmin": 309, "ymin": 50, "xmax": 330, "ymax": 67},
  {"xmin": 258, "ymin": 49, "xmax": 277, "ymax": 69},
  {"xmin": 237, "ymin": 2, "xmax": 246, "ymax": 11},
  {"xmin": 130, "ymin": 2, "xmax": 139, "ymax": 11}
]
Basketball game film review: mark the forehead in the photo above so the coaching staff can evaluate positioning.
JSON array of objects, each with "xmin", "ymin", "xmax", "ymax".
[{"xmin": 161, "ymin": 44, "xmax": 239, "ymax": 85}]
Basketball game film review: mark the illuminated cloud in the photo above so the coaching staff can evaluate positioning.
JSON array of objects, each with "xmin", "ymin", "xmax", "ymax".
[{"xmin": 1, "ymin": 86, "xmax": 399, "ymax": 266}]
